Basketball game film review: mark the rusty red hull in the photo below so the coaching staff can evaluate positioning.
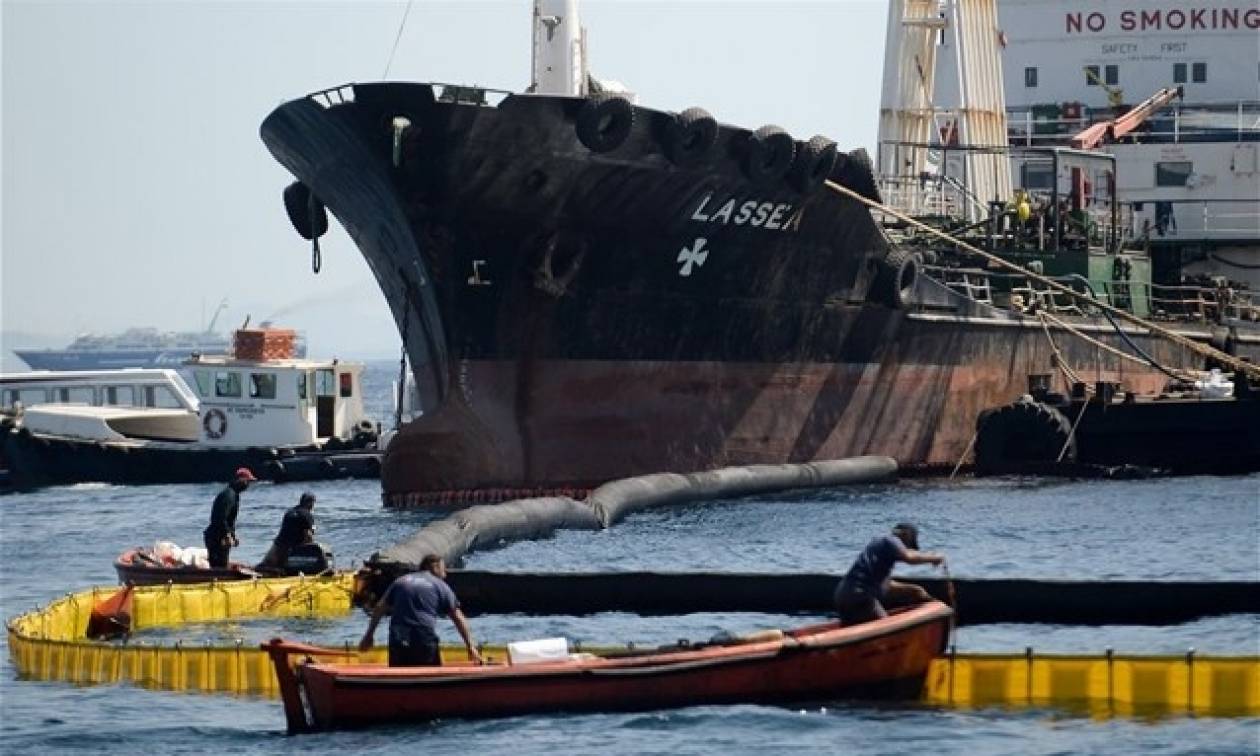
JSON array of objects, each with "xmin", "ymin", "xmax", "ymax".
[
  {"xmin": 383, "ymin": 313, "xmax": 1237, "ymax": 503},
  {"xmin": 266, "ymin": 602, "xmax": 952, "ymax": 731}
]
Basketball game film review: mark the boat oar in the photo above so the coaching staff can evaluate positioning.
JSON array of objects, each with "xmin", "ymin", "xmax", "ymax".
[
  {"xmin": 262, "ymin": 638, "xmax": 357, "ymax": 659},
  {"xmin": 942, "ymin": 562, "xmax": 957, "ymax": 610}
]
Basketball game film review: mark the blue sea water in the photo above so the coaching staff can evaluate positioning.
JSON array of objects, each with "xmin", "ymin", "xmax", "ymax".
[{"xmin": 2, "ymin": 361, "xmax": 1258, "ymax": 754}]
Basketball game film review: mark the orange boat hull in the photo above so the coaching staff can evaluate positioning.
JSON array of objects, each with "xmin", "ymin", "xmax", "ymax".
[{"xmin": 266, "ymin": 602, "xmax": 952, "ymax": 732}]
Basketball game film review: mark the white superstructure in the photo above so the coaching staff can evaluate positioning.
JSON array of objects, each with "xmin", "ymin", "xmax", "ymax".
[
  {"xmin": 531, "ymin": 0, "xmax": 587, "ymax": 96},
  {"xmin": 878, "ymin": 0, "xmax": 1013, "ymax": 220},
  {"xmin": 923, "ymin": 0, "xmax": 1259, "ymax": 284},
  {"xmin": 994, "ymin": 0, "xmax": 1258, "ymax": 108}
]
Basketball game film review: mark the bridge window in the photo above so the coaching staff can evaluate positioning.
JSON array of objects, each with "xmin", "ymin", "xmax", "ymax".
[
  {"xmin": 339, "ymin": 372, "xmax": 353, "ymax": 398},
  {"xmin": 56, "ymin": 387, "xmax": 94, "ymax": 404},
  {"xmin": 1192, "ymin": 62, "xmax": 1207, "ymax": 83},
  {"xmin": 1155, "ymin": 161, "xmax": 1193, "ymax": 187},
  {"xmin": 142, "ymin": 386, "xmax": 183, "ymax": 408},
  {"xmin": 1173, "ymin": 63, "xmax": 1187, "ymax": 84},
  {"xmin": 315, "ymin": 369, "xmax": 336, "ymax": 398},
  {"xmin": 1021, "ymin": 163, "xmax": 1055, "ymax": 190},
  {"xmin": 1104, "ymin": 65, "xmax": 1118, "ymax": 85},
  {"xmin": 192, "ymin": 370, "xmax": 211, "ymax": 398},
  {"xmin": 214, "ymin": 371, "xmax": 242, "ymax": 398},
  {"xmin": 106, "ymin": 386, "xmax": 136, "ymax": 406},
  {"xmin": 250, "ymin": 373, "xmax": 277, "ymax": 400},
  {"xmin": 1085, "ymin": 65, "xmax": 1100, "ymax": 86},
  {"xmin": 297, "ymin": 372, "xmax": 309, "ymax": 401},
  {"xmin": 8, "ymin": 388, "xmax": 49, "ymax": 406},
  {"xmin": 1024, "ymin": 67, "xmax": 1038, "ymax": 88}
]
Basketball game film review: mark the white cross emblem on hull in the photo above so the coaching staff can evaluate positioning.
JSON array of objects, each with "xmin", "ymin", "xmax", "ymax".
[{"xmin": 676, "ymin": 237, "xmax": 709, "ymax": 277}]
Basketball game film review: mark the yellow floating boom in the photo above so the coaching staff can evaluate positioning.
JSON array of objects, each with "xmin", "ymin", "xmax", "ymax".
[
  {"xmin": 7, "ymin": 578, "xmax": 1258, "ymax": 716},
  {"xmin": 923, "ymin": 648, "xmax": 1259, "ymax": 718}
]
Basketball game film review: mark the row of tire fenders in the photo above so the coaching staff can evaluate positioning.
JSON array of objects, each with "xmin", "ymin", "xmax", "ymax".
[
  {"xmin": 278, "ymin": 92, "xmax": 916, "ymax": 310},
  {"xmin": 280, "ymin": 92, "xmax": 885, "ymax": 245}
]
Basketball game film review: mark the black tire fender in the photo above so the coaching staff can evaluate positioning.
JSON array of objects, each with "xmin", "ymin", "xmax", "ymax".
[
  {"xmin": 663, "ymin": 107, "xmax": 717, "ymax": 166},
  {"xmin": 974, "ymin": 400, "xmax": 1075, "ymax": 473},
  {"xmin": 575, "ymin": 94, "xmax": 635, "ymax": 153},
  {"xmin": 836, "ymin": 148, "xmax": 882, "ymax": 204},
  {"xmin": 283, "ymin": 181, "xmax": 329, "ymax": 241},
  {"xmin": 870, "ymin": 247, "xmax": 921, "ymax": 309},
  {"xmin": 743, "ymin": 125, "xmax": 795, "ymax": 185},
  {"xmin": 265, "ymin": 460, "xmax": 286, "ymax": 481},
  {"xmin": 788, "ymin": 135, "xmax": 838, "ymax": 193},
  {"xmin": 1209, "ymin": 326, "xmax": 1236, "ymax": 356}
]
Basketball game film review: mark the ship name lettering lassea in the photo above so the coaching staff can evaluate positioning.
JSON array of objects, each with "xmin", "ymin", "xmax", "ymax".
[{"xmin": 690, "ymin": 194, "xmax": 805, "ymax": 232}]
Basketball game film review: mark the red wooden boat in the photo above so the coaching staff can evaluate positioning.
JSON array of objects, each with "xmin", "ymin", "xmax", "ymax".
[
  {"xmin": 114, "ymin": 547, "xmax": 258, "ymax": 585},
  {"xmin": 263, "ymin": 601, "xmax": 953, "ymax": 732}
]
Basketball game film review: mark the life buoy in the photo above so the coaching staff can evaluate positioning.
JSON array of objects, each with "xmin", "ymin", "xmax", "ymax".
[
  {"xmin": 743, "ymin": 125, "xmax": 795, "ymax": 185},
  {"xmin": 788, "ymin": 135, "xmax": 838, "ymax": 193},
  {"xmin": 283, "ymin": 181, "xmax": 329, "ymax": 241},
  {"xmin": 575, "ymin": 94, "xmax": 635, "ymax": 153},
  {"xmin": 663, "ymin": 107, "xmax": 717, "ymax": 166},
  {"xmin": 203, "ymin": 409, "xmax": 228, "ymax": 440}
]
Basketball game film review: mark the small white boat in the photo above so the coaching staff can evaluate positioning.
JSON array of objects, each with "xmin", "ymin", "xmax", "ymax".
[{"xmin": 0, "ymin": 328, "xmax": 381, "ymax": 488}]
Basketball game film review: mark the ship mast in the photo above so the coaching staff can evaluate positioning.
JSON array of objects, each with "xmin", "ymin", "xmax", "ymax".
[
  {"xmin": 530, "ymin": 0, "xmax": 588, "ymax": 96},
  {"xmin": 877, "ymin": 0, "xmax": 1011, "ymax": 222},
  {"xmin": 205, "ymin": 298, "xmax": 229, "ymax": 334}
]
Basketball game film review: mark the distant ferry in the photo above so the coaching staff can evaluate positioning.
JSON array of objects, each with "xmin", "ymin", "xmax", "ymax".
[
  {"xmin": 14, "ymin": 325, "xmax": 307, "ymax": 371},
  {"xmin": 15, "ymin": 328, "xmax": 234, "ymax": 371}
]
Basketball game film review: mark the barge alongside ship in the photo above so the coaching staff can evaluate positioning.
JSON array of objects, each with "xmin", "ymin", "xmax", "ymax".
[{"xmin": 261, "ymin": 1, "xmax": 1260, "ymax": 503}]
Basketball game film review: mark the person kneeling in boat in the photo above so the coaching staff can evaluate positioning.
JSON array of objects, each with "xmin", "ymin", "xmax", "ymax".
[
  {"xmin": 359, "ymin": 554, "xmax": 483, "ymax": 667},
  {"xmin": 259, "ymin": 492, "xmax": 316, "ymax": 570},
  {"xmin": 834, "ymin": 522, "xmax": 946, "ymax": 626}
]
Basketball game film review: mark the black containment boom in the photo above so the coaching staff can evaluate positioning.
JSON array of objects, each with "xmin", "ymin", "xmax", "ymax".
[{"xmin": 446, "ymin": 571, "xmax": 1260, "ymax": 626}]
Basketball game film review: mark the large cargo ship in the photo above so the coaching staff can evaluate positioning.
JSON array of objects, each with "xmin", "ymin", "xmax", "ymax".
[{"xmin": 261, "ymin": 0, "xmax": 1259, "ymax": 503}]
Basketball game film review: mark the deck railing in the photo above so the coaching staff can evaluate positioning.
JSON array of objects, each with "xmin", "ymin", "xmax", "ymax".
[
  {"xmin": 1007, "ymin": 100, "xmax": 1260, "ymax": 146},
  {"xmin": 924, "ymin": 265, "xmax": 1259, "ymax": 323}
]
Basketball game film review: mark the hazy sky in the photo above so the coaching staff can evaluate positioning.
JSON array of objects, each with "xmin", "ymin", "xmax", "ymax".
[{"xmin": 1, "ymin": 0, "xmax": 887, "ymax": 359}]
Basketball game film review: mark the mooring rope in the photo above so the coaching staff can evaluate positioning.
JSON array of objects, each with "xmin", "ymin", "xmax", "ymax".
[
  {"xmin": 823, "ymin": 180, "xmax": 1260, "ymax": 380},
  {"xmin": 382, "ymin": 0, "xmax": 416, "ymax": 80},
  {"xmin": 1058, "ymin": 398, "xmax": 1091, "ymax": 463},
  {"xmin": 1039, "ymin": 311, "xmax": 1199, "ymax": 382},
  {"xmin": 1036, "ymin": 311, "xmax": 1090, "ymax": 391}
]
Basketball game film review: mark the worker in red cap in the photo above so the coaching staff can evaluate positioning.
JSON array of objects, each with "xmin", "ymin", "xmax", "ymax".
[{"xmin": 204, "ymin": 467, "xmax": 257, "ymax": 568}]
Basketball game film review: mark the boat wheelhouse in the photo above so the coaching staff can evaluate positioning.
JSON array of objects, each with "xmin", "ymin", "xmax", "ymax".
[{"xmin": 0, "ymin": 329, "xmax": 380, "ymax": 488}]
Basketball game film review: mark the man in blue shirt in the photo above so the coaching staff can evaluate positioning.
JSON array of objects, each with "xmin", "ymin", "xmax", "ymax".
[
  {"xmin": 834, "ymin": 523, "xmax": 946, "ymax": 626},
  {"xmin": 359, "ymin": 554, "xmax": 483, "ymax": 667}
]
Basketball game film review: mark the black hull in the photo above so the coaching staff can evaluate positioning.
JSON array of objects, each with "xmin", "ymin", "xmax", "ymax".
[
  {"xmin": 260, "ymin": 83, "xmax": 1260, "ymax": 500},
  {"xmin": 0, "ymin": 426, "xmax": 380, "ymax": 490}
]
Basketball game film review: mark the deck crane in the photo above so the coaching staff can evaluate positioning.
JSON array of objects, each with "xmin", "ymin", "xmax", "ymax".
[
  {"xmin": 1069, "ymin": 85, "xmax": 1184, "ymax": 150},
  {"xmin": 1083, "ymin": 66, "xmax": 1126, "ymax": 109}
]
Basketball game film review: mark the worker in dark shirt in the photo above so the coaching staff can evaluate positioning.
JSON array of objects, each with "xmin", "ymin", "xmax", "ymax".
[
  {"xmin": 359, "ymin": 554, "xmax": 483, "ymax": 667},
  {"xmin": 260, "ymin": 492, "xmax": 317, "ymax": 569},
  {"xmin": 834, "ymin": 522, "xmax": 946, "ymax": 626},
  {"xmin": 203, "ymin": 467, "xmax": 256, "ymax": 568}
]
